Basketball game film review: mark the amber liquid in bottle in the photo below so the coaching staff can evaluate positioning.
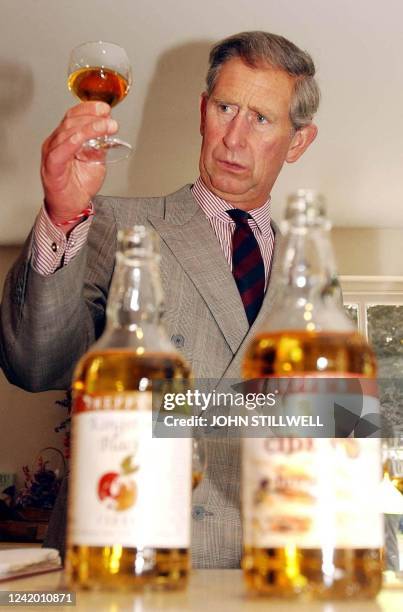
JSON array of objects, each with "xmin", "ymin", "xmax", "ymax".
[
  {"xmin": 391, "ymin": 477, "xmax": 403, "ymax": 495},
  {"xmin": 242, "ymin": 329, "xmax": 382, "ymax": 599},
  {"xmin": 68, "ymin": 67, "xmax": 129, "ymax": 106},
  {"xmin": 66, "ymin": 349, "xmax": 191, "ymax": 591},
  {"xmin": 192, "ymin": 471, "xmax": 203, "ymax": 490},
  {"xmin": 383, "ymin": 461, "xmax": 403, "ymax": 495}
]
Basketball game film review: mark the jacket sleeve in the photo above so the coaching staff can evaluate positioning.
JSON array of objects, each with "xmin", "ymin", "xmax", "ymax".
[{"xmin": 0, "ymin": 199, "xmax": 117, "ymax": 392}]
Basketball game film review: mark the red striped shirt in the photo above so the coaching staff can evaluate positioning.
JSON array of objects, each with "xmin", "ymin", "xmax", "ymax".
[
  {"xmin": 191, "ymin": 177, "xmax": 274, "ymax": 289},
  {"xmin": 31, "ymin": 204, "xmax": 94, "ymax": 275}
]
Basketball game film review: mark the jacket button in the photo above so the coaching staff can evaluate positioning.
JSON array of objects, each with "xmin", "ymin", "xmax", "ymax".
[
  {"xmin": 192, "ymin": 505, "xmax": 205, "ymax": 520},
  {"xmin": 14, "ymin": 280, "xmax": 23, "ymax": 303},
  {"xmin": 171, "ymin": 334, "xmax": 184, "ymax": 348}
]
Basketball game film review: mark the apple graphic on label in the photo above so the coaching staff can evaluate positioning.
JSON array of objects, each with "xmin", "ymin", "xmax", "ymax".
[{"xmin": 97, "ymin": 455, "xmax": 138, "ymax": 511}]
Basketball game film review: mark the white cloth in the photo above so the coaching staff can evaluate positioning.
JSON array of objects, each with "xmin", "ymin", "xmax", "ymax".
[{"xmin": 0, "ymin": 548, "xmax": 61, "ymax": 577}]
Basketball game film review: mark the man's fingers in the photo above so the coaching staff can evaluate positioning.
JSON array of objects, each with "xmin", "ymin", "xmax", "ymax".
[
  {"xmin": 43, "ymin": 104, "xmax": 112, "ymax": 149},
  {"xmin": 42, "ymin": 102, "xmax": 112, "ymax": 154},
  {"xmin": 46, "ymin": 116, "xmax": 115, "ymax": 152},
  {"xmin": 63, "ymin": 101, "xmax": 111, "ymax": 120},
  {"xmin": 43, "ymin": 118, "xmax": 119, "ymax": 172},
  {"xmin": 43, "ymin": 118, "xmax": 97, "ymax": 156}
]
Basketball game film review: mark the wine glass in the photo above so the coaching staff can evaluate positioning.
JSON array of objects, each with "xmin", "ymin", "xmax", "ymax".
[
  {"xmin": 67, "ymin": 41, "xmax": 132, "ymax": 163},
  {"xmin": 192, "ymin": 436, "xmax": 207, "ymax": 490}
]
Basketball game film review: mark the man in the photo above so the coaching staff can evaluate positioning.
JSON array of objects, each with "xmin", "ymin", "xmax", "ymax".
[{"xmin": 0, "ymin": 31, "xmax": 319, "ymax": 567}]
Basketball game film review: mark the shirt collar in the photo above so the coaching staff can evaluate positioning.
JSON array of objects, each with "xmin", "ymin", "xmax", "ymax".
[{"xmin": 192, "ymin": 176, "xmax": 272, "ymax": 237}]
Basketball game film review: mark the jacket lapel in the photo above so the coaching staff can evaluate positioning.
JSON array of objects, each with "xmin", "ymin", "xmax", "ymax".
[{"xmin": 147, "ymin": 185, "xmax": 249, "ymax": 354}]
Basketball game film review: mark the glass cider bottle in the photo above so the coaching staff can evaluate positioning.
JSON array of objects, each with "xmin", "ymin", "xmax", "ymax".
[
  {"xmin": 242, "ymin": 190, "xmax": 383, "ymax": 599},
  {"xmin": 66, "ymin": 226, "xmax": 192, "ymax": 590}
]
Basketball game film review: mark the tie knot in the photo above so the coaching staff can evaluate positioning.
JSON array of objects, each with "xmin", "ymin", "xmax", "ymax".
[{"xmin": 226, "ymin": 209, "xmax": 251, "ymax": 226}]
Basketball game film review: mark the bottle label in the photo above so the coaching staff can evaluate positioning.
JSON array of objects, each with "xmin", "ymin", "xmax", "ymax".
[
  {"xmin": 68, "ymin": 393, "xmax": 191, "ymax": 548},
  {"xmin": 242, "ymin": 437, "xmax": 384, "ymax": 548}
]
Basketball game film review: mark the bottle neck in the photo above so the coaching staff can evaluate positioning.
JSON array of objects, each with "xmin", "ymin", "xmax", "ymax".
[
  {"xmin": 280, "ymin": 223, "xmax": 336, "ymax": 296},
  {"xmin": 265, "ymin": 216, "xmax": 353, "ymax": 333},
  {"xmin": 94, "ymin": 226, "xmax": 176, "ymax": 354},
  {"xmin": 106, "ymin": 255, "xmax": 163, "ymax": 330}
]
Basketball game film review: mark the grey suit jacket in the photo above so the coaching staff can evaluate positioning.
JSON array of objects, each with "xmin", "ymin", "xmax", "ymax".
[{"xmin": 0, "ymin": 184, "xmax": 283, "ymax": 568}]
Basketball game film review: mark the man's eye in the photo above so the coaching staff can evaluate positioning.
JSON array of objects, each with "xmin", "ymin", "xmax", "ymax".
[
  {"xmin": 256, "ymin": 113, "xmax": 268, "ymax": 124},
  {"xmin": 218, "ymin": 103, "xmax": 231, "ymax": 113}
]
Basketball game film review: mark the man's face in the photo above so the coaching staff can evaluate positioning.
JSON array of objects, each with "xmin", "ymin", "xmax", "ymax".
[{"xmin": 199, "ymin": 57, "xmax": 317, "ymax": 210}]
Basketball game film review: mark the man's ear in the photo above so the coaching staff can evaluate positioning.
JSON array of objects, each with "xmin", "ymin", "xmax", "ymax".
[
  {"xmin": 200, "ymin": 92, "xmax": 208, "ymax": 136},
  {"xmin": 286, "ymin": 124, "xmax": 318, "ymax": 164}
]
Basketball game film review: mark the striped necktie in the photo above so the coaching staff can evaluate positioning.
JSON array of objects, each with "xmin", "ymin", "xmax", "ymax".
[{"xmin": 226, "ymin": 209, "xmax": 265, "ymax": 326}]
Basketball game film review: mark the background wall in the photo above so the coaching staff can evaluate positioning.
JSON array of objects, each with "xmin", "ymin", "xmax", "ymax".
[{"xmin": 332, "ymin": 229, "xmax": 403, "ymax": 277}]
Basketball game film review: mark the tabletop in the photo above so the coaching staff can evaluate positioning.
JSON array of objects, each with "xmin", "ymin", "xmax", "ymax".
[{"xmin": 0, "ymin": 569, "xmax": 402, "ymax": 612}]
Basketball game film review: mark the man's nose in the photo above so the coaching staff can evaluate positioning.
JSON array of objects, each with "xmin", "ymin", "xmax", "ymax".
[{"xmin": 223, "ymin": 114, "xmax": 248, "ymax": 149}]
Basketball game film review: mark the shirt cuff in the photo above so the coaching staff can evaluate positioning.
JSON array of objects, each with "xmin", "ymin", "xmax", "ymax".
[{"xmin": 31, "ymin": 203, "xmax": 94, "ymax": 275}]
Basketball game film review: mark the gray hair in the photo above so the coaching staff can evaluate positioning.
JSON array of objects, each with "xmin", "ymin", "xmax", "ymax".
[{"xmin": 206, "ymin": 31, "xmax": 320, "ymax": 130}]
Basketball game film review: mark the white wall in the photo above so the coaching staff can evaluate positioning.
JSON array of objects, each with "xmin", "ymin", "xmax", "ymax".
[{"xmin": 332, "ymin": 228, "xmax": 403, "ymax": 276}]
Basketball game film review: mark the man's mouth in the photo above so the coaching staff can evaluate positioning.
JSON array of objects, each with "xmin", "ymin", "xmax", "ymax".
[{"xmin": 217, "ymin": 159, "xmax": 247, "ymax": 172}]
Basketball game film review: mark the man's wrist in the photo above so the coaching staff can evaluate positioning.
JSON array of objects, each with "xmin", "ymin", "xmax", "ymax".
[{"xmin": 45, "ymin": 202, "xmax": 94, "ymax": 234}]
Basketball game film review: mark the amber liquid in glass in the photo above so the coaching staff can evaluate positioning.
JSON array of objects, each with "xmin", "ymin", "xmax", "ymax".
[
  {"xmin": 242, "ymin": 330, "xmax": 382, "ymax": 599},
  {"xmin": 66, "ymin": 349, "xmax": 191, "ymax": 591},
  {"xmin": 68, "ymin": 67, "xmax": 129, "ymax": 107}
]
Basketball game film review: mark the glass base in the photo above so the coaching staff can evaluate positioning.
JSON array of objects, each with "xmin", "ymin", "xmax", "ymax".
[{"xmin": 75, "ymin": 136, "xmax": 132, "ymax": 164}]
